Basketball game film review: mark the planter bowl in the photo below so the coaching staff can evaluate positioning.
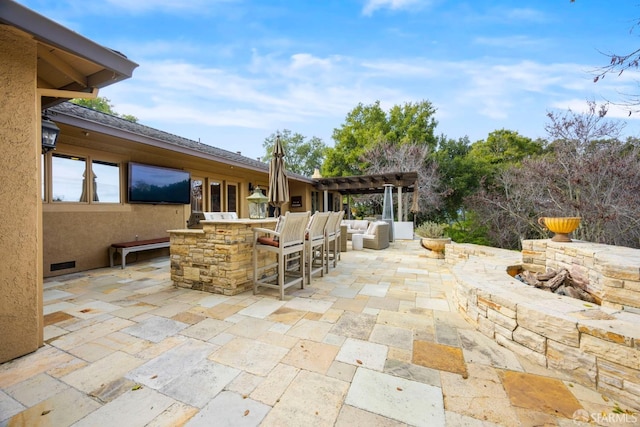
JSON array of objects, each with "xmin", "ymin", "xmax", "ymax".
[
  {"xmin": 538, "ymin": 217, "xmax": 581, "ymax": 242},
  {"xmin": 420, "ymin": 237, "xmax": 451, "ymax": 258}
]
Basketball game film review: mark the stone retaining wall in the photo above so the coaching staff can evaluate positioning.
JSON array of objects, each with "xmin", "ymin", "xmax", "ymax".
[{"xmin": 446, "ymin": 242, "xmax": 640, "ymax": 410}]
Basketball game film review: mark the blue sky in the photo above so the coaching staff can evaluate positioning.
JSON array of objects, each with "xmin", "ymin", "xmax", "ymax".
[{"xmin": 19, "ymin": 0, "xmax": 640, "ymax": 160}]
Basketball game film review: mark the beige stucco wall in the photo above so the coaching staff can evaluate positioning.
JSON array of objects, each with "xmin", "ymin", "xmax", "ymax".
[
  {"xmin": 44, "ymin": 205, "xmax": 186, "ymax": 274},
  {"xmin": 0, "ymin": 27, "xmax": 42, "ymax": 362}
]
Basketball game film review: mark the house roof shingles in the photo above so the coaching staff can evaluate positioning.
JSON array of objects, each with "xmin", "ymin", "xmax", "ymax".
[{"xmin": 51, "ymin": 102, "xmax": 312, "ymax": 182}]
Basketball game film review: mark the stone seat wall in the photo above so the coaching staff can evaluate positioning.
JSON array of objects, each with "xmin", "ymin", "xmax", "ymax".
[{"xmin": 446, "ymin": 242, "xmax": 640, "ymax": 411}]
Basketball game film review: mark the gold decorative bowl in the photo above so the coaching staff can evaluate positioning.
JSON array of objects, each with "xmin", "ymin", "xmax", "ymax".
[{"xmin": 538, "ymin": 217, "xmax": 581, "ymax": 242}]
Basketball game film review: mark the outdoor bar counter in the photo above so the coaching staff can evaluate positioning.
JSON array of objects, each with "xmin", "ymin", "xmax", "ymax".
[{"xmin": 168, "ymin": 218, "xmax": 277, "ymax": 295}]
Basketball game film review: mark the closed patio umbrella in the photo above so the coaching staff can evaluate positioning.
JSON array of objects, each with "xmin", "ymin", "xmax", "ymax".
[
  {"xmin": 410, "ymin": 181, "xmax": 419, "ymax": 214},
  {"xmin": 268, "ymin": 134, "xmax": 289, "ymax": 217}
]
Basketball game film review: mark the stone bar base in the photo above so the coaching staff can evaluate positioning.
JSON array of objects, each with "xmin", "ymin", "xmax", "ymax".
[
  {"xmin": 168, "ymin": 219, "xmax": 277, "ymax": 296},
  {"xmin": 446, "ymin": 241, "xmax": 640, "ymax": 411}
]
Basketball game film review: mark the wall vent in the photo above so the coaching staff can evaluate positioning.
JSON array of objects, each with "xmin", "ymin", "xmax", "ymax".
[{"xmin": 50, "ymin": 261, "xmax": 75, "ymax": 271}]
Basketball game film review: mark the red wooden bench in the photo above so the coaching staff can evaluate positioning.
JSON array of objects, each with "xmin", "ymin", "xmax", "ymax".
[{"xmin": 109, "ymin": 237, "xmax": 170, "ymax": 269}]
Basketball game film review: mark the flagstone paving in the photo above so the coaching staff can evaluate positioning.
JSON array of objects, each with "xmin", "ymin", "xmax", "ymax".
[{"xmin": 1, "ymin": 240, "xmax": 638, "ymax": 426}]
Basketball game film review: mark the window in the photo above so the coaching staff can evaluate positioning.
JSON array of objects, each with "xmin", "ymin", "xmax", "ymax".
[
  {"xmin": 227, "ymin": 183, "xmax": 237, "ymax": 213},
  {"xmin": 52, "ymin": 154, "xmax": 86, "ymax": 202},
  {"xmin": 191, "ymin": 179, "xmax": 203, "ymax": 212},
  {"xmin": 210, "ymin": 181, "xmax": 221, "ymax": 212},
  {"xmin": 45, "ymin": 153, "xmax": 121, "ymax": 204},
  {"xmin": 92, "ymin": 160, "xmax": 120, "ymax": 203}
]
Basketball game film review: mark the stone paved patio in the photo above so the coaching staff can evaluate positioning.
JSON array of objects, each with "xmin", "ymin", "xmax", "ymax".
[{"xmin": 1, "ymin": 240, "xmax": 637, "ymax": 426}]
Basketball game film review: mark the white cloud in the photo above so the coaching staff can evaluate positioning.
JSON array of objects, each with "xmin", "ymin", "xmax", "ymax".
[
  {"xmin": 505, "ymin": 8, "xmax": 549, "ymax": 23},
  {"xmin": 102, "ymin": 0, "xmax": 238, "ymax": 14},
  {"xmin": 362, "ymin": 0, "xmax": 428, "ymax": 16},
  {"xmin": 290, "ymin": 53, "xmax": 334, "ymax": 70},
  {"xmin": 473, "ymin": 35, "xmax": 549, "ymax": 50},
  {"xmin": 101, "ymin": 48, "xmax": 640, "ymax": 159}
]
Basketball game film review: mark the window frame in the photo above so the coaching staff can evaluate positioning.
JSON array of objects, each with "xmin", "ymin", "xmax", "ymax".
[{"xmin": 42, "ymin": 149, "xmax": 127, "ymax": 211}]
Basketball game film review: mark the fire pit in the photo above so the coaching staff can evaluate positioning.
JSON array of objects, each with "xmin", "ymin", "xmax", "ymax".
[
  {"xmin": 446, "ymin": 239, "xmax": 640, "ymax": 411},
  {"xmin": 514, "ymin": 268, "xmax": 598, "ymax": 304}
]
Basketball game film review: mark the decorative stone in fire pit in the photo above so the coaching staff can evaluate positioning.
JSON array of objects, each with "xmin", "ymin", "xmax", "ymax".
[{"xmin": 515, "ymin": 268, "xmax": 598, "ymax": 304}]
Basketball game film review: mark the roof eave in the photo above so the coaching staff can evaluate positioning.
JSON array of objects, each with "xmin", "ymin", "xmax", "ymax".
[{"xmin": 0, "ymin": 1, "xmax": 138, "ymax": 82}]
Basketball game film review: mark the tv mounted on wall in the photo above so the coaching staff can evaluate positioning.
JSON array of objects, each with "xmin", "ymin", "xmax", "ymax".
[{"xmin": 128, "ymin": 162, "xmax": 191, "ymax": 204}]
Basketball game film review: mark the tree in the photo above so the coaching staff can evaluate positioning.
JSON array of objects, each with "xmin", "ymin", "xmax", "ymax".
[
  {"xmin": 544, "ymin": 101, "xmax": 621, "ymax": 148},
  {"xmin": 540, "ymin": 101, "xmax": 639, "ymax": 245},
  {"xmin": 322, "ymin": 100, "xmax": 438, "ymax": 177},
  {"xmin": 71, "ymin": 97, "xmax": 138, "ymax": 122},
  {"xmin": 433, "ymin": 135, "xmax": 479, "ymax": 221},
  {"xmin": 467, "ymin": 102, "xmax": 640, "ymax": 249},
  {"xmin": 261, "ymin": 130, "xmax": 326, "ymax": 177},
  {"xmin": 469, "ymin": 129, "xmax": 545, "ymax": 165},
  {"xmin": 359, "ymin": 142, "xmax": 442, "ymax": 218},
  {"xmin": 468, "ymin": 129, "xmax": 546, "ymax": 184},
  {"xmin": 386, "ymin": 102, "xmax": 438, "ymax": 147}
]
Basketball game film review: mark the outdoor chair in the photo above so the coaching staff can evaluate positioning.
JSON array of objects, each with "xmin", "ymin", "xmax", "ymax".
[
  {"xmin": 324, "ymin": 210, "xmax": 345, "ymax": 272},
  {"xmin": 252, "ymin": 211, "xmax": 310, "ymax": 300},
  {"xmin": 362, "ymin": 221, "xmax": 390, "ymax": 250},
  {"xmin": 305, "ymin": 211, "xmax": 330, "ymax": 285}
]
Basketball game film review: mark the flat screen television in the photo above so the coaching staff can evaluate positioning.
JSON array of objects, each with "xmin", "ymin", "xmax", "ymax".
[{"xmin": 128, "ymin": 162, "xmax": 191, "ymax": 204}]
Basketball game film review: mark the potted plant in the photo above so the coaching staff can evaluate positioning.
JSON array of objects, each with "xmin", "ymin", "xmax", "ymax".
[{"xmin": 415, "ymin": 221, "xmax": 451, "ymax": 258}]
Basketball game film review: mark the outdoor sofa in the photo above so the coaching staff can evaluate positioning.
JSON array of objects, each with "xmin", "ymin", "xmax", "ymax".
[{"xmin": 341, "ymin": 219, "xmax": 370, "ymax": 240}]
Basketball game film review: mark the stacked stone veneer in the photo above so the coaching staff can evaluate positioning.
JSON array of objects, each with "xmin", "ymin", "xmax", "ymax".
[
  {"xmin": 169, "ymin": 220, "xmax": 276, "ymax": 295},
  {"xmin": 522, "ymin": 239, "xmax": 640, "ymax": 311},
  {"xmin": 446, "ymin": 241, "xmax": 640, "ymax": 410}
]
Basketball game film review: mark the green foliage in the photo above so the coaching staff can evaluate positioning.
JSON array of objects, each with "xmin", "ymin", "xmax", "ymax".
[
  {"xmin": 71, "ymin": 97, "xmax": 138, "ymax": 122},
  {"xmin": 261, "ymin": 130, "xmax": 326, "ymax": 177},
  {"xmin": 414, "ymin": 221, "xmax": 447, "ymax": 238},
  {"xmin": 429, "ymin": 130, "xmax": 547, "ymax": 243},
  {"xmin": 446, "ymin": 213, "xmax": 493, "ymax": 246},
  {"xmin": 433, "ymin": 135, "xmax": 479, "ymax": 221},
  {"xmin": 386, "ymin": 102, "xmax": 438, "ymax": 146},
  {"xmin": 120, "ymin": 114, "xmax": 138, "ymax": 122},
  {"xmin": 323, "ymin": 101, "xmax": 386, "ymax": 177},
  {"xmin": 322, "ymin": 100, "xmax": 438, "ymax": 177},
  {"xmin": 470, "ymin": 129, "xmax": 544, "ymax": 165},
  {"xmin": 468, "ymin": 129, "xmax": 545, "ymax": 184}
]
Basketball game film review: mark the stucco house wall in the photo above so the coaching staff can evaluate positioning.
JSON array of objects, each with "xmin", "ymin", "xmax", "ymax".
[
  {"xmin": 40, "ymin": 113, "xmax": 323, "ymax": 277},
  {"xmin": 0, "ymin": 26, "xmax": 43, "ymax": 362}
]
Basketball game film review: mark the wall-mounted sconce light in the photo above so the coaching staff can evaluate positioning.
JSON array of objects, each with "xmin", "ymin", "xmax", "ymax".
[{"xmin": 41, "ymin": 113, "xmax": 60, "ymax": 154}]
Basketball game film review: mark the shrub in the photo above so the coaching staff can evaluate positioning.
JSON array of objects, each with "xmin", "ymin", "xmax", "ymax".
[{"xmin": 415, "ymin": 221, "xmax": 447, "ymax": 238}]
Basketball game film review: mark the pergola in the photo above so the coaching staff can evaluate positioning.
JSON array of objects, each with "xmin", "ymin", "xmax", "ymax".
[{"xmin": 312, "ymin": 171, "xmax": 418, "ymax": 221}]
